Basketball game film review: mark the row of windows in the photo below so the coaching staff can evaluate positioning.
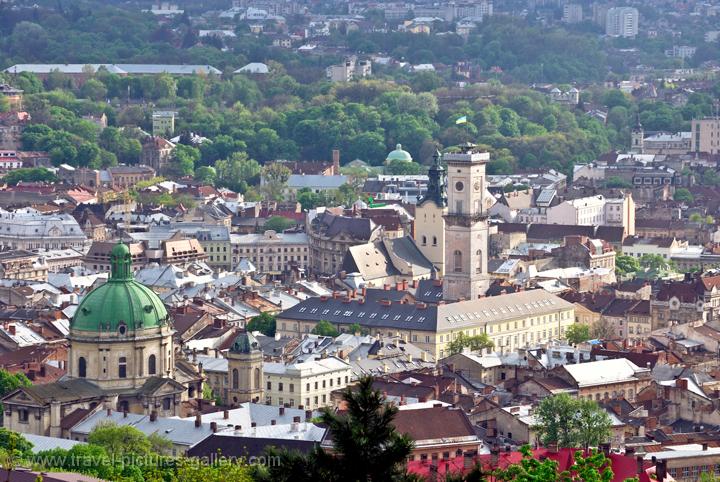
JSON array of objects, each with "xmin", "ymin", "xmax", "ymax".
[
  {"xmin": 267, "ymin": 376, "xmax": 348, "ymax": 392},
  {"xmin": 78, "ymin": 355, "xmax": 157, "ymax": 379},
  {"xmin": 267, "ymin": 394, "xmax": 327, "ymax": 407}
]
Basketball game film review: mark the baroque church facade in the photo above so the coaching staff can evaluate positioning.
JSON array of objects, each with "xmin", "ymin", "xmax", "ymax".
[{"xmin": 2, "ymin": 242, "xmax": 202, "ymax": 437}]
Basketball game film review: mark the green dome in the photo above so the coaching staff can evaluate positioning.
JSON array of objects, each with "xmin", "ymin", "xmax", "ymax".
[
  {"xmin": 71, "ymin": 242, "xmax": 169, "ymax": 333},
  {"xmin": 385, "ymin": 144, "xmax": 413, "ymax": 163}
]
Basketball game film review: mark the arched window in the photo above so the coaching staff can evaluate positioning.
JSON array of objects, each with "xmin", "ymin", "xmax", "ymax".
[
  {"xmin": 421, "ymin": 235, "xmax": 427, "ymax": 246},
  {"xmin": 453, "ymin": 250, "xmax": 462, "ymax": 273},
  {"xmin": 78, "ymin": 357, "xmax": 86, "ymax": 378},
  {"xmin": 432, "ymin": 236, "xmax": 438, "ymax": 246},
  {"xmin": 476, "ymin": 249, "xmax": 483, "ymax": 274},
  {"xmin": 254, "ymin": 367, "xmax": 261, "ymax": 389},
  {"xmin": 232, "ymin": 368, "xmax": 239, "ymax": 389},
  {"xmin": 148, "ymin": 355, "xmax": 156, "ymax": 375},
  {"xmin": 118, "ymin": 357, "xmax": 127, "ymax": 378}
]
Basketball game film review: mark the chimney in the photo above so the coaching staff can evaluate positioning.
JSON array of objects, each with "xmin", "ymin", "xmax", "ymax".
[
  {"xmin": 223, "ymin": 409, "xmax": 229, "ymax": 419},
  {"xmin": 636, "ymin": 455, "xmax": 643, "ymax": 475},
  {"xmin": 210, "ymin": 421, "xmax": 217, "ymax": 433},
  {"xmin": 305, "ymin": 410, "xmax": 312, "ymax": 421},
  {"xmin": 251, "ymin": 422, "xmax": 257, "ymax": 428},
  {"xmin": 195, "ymin": 414, "xmax": 201, "ymax": 427},
  {"xmin": 396, "ymin": 282, "xmax": 403, "ymax": 291},
  {"xmin": 123, "ymin": 408, "xmax": 128, "ymax": 418},
  {"xmin": 332, "ymin": 149, "xmax": 340, "ymax": 174},
  {"xmin": 402, "ymin": 280, "xmax": 408, "ymax": 291},
  {"xmin": 271, "ymin": 419, "xmax": 276, "ymax": 425},
  {"xmin": 106, "ymin": 408, "xmax": 112, "ymax": 416},
  {"xmin": 656, "ymin": 460, "xmax": 667, "ymax": 482},
  {"xmin": 8, "ymin": 324, "xmax": 15, "ymax": 336},
  {"xmin": 279, "ymin": 406, "xmax": 285, "ymax": 416},
  {"xmin": 703, "ymin": 443, "xmax": 708, "ymax": 451},
  {"xmin": 293, "ymin": 416, "xmax": 301, "ymax": 423},
  {"xmin": 361, "ymin": 286, "xmax": 367, "ymax": 297},
  {"xmin": 383, "ymin": 283, "xmax": 391, "ymax": 291},
  {"xmin": 150, "ymin": 410, "xmax": 157, "ymax": 422}
]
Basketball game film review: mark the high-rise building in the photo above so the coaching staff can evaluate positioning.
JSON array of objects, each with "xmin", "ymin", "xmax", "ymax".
[
  {"xmin": 691, "ymin": 118, "xmax": 720, "ymax": 154},
  {"xmin": 442, "ymin": 145, "xmax": 491, "ymax": 301},
  {"xmin": 562, "ymin": 3, "xmax": 583, "ymax": 24},
  {"xmin": 606, "ymin": 7, "xmax": 639, "ymax": 38}
]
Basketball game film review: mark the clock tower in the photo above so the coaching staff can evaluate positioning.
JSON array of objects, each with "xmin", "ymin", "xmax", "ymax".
[{"xmin": 442, "ymin": 144, "xmax": 490, "ymax": 301}]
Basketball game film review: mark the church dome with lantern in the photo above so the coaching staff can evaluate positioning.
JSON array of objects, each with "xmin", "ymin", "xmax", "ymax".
[{"xmin": 71, "ymin": 242, "xmax": 169, "ymax": 334}]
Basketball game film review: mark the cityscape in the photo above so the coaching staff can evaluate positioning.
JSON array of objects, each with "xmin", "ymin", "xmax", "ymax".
[{"xmin": 0, "ymin": 0, "xmax": 719, "ymax": 480}]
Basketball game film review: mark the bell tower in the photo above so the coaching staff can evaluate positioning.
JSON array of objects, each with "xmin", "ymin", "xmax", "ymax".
[
  {"xmin": 442, "ymin": 144, "xmax": 490, "ymax": 301},
  {"xmin": 415, "ymin": 150, "xmax": 447, "ymax": 275},
  {"xmin": 226, "ymin": 332, "xmax": 264, "ymax": 406},
  {"xmin": 631, "ymin": 112, "xmax": 644, "ymax": 154}
]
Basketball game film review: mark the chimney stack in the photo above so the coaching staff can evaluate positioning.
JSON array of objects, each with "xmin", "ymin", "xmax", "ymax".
[
  {"xmin": 271, "ymin": 419, "xmax": 276, "ymax": 425},
  {"xmin": 223, "ymin": 409, "xmax": 229, "ymax": 419},
  {"xmin": 195, "ymin": 414, "xmax": 202, "ymax": 427},
  {"xmin": 106, "ymin": 408, "xmax": 112, "ymax": 416},
  {"xmin": 332, "ymin": 149, "xmax": 340, "ymax": 174},
  {"xmin": 210, "ymin": 421, "xmax": 217, "ymax": 433},
  {"xmin": 636, "ymin": 455, "xmax": 644, "ymax": 475},
  {"xmin": 305, "ymin": 410, "xmax": 312, "ymax": 421},
  {"xmin": 279, "ymin": 406, "xmax": 285, "ymax": 416},
  {"xmin": 150, "ymin": 410, "xmax": 158, "ymax": 422}
]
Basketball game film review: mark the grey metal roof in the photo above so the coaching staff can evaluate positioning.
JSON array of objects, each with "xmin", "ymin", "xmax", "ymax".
[
  {"xmin": 279, "ymin": 289, "xmax": 573, "ymax": 333},
  {"xmin": 24, "ymin": 434, "xmax": 85, "ymax": 453},
  {"xmin": 287, "ymin": 174, "xmax": 348, "ymax": 189}
]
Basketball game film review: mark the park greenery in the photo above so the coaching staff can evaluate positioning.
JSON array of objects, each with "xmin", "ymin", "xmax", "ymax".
[
  {"xmin": 533, "ymin": 394, "xmax": 612, "ymax": 450},
  {"xmin": 564, "ymin": 323, "xmax": 591, "ymax": 345},
  {"xmin": 447, "ymin": 332, "xmax": 495, "ymax": 355},
  {"xmin": 0, "ymin": 2, "xmax": 718, "ymax": 199},
  {"xmin": 246, "ymin": 312, "xmax": 277, "ymax": 337}
]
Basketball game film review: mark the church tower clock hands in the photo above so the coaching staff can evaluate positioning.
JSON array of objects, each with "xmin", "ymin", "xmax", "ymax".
[{"xmin": 442, "ymin": 143, "xmax": 491, "ymax": 301}]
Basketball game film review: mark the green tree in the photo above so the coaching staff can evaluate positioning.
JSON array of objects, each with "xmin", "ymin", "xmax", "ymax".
[
  {"xmin": 297, "ymin": 187, "xmax": 323, "ymax": 211},
  {"xmin": 263, "ymin": 216, "xmax": 294, "ymax": 233},
  {"xmin": 169, "ymin": 144, "xmax": 200, "ymax": 177},
  {"xmin": 311, "ymin": 320, "xmax": 339, "ymax": 337},
  {"xmin": 147, "ymin": 432, "xmax": 173, "ymax": 456},
  {"xmin": 605, "ymin": 176, "xmax": 631, "ymax": 188},
  {"xmin": 348, "ymin": 322, "xmax": 368, "ymax": 335},
  {"xmin": 447, "ymin": 332, "xmax": 494, "ymax": 355},
  {"xmin": 0, "ymin": 96, "xmax": 9, "ymax": 113},
  {"xmin": 3, "ymin": 168, "xmax": 57, "ymax": 186},
  {"xmin": 385, "ymin": 159, "xmax": 422, "ymax": 175},
  {"xmin": 246, "ymin": 312, "xmax": 276, "ymax": 337},
  {"xmin": 0, "ymin": 428, "xmax": 33, "ymax": 458},
  {"xmin": 673, "ymin": 188, "xmax": 694, "ymax": 203},
  {"xmin": 534, "ymin": 394, "xmax": 611, "ymax": 449},
  {"xmin": 639, "ymin": 254, "xmax": 674, "ymax": 272},
  {"xmin": 565, "ymin": 323, "xmax": 591, "ymax": 345},
  {"xmin": 194, "ymin": 166, "xmax": 216, "ymax": 185},
  {"xmin": 492, "ymin": 445, "xmax": 614, "ymax": 482},
  {"xmin": 615, "ymin": 254, "xmax": 640, "ymax": 276},
  {"xmin": 87, "ymin": 421, "xmax": 151, "ymax": 458},
  {"xmin": 261, "ymin": 163, "xmax": 291, "ymax": 201},
  {"xmin": 79, "ymin": 79, "xmax": 108, "ymax": 101},
  {"xmin": 215, "ymin": 152, "xmax": 261, "ymax": 193}
]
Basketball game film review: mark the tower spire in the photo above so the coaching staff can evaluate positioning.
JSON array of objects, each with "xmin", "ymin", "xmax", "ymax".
[{"xmin": 420, "ymin": 150, "xmax": 447, "ymax": 207}]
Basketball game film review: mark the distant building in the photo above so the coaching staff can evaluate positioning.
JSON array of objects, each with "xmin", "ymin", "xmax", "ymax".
[
  {"xmin": 549, "ymin": 87, "xmax": 580, "ymax": 105},
  {"xmin": 0, "ymin": 250, "xmax": 48, "ymax": 281},
  {"xmin": 230, "ymin": 231, "xmax": 309, "ymax": 275},
  {"xmin": 152, "ymin": 111, "xmax": 176, "ymax": 137},
  {"xmin": 326, "ymin": 57, "xmax": 371, "ymax": 82},
  {"xmin": 0, "ymin": 210, "xmax": 87, "ymax": 250},
  {"xmin": 643, "ymin": 132, "xmax": 691, "ymax": 155},
  {"xmin": 562, "ymin": 4, "xmax": 583, "ymax": 24},
  {"xmin": 307, "ymin": 211, "xmax": 382, "ymax": 276},
  {"xmin": 140, "ymin": 136, "xmax": 175, "ymax": 173},
  {"xmin": 605, "ymin": 7, "xmax": 639, "ymax": 38},
  {"xmin": 666, "ymin": 45, "xmax": 696, "ymax": 59},
  {"xmin": 0, "ymin": 84, "xmax": 23, "ymax": 110},
  {"xmin": 107, "ymin": 165, "xmax": 156, "ymax": 189},
  {"xmin": 691, "ymin": 118, "xmax": 720, "ymax": 154},
  {"xmin": 265, "ymin": 356, "xmax": 352, "ymax": 409}
]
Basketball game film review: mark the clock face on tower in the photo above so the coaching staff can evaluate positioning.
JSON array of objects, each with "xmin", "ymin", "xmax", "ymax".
[
  {"xmin": 455, "ymin": 181, "xmax": 464, "ymax": 192},
  {"xmin": 473, "ymin": 181, "xmax": 481, "ymax": 191}
]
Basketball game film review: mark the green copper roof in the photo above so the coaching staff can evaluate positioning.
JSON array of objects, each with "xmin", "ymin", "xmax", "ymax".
[
  {"xmin": 71, "ymin": 241, "xmax": 169, "ymax": 333},
  {"xmin": 385, "ymin": 144, "xmax": 413, "ymax": 162},
  {"xmin": 230, "ymin": 331, "xmax": 261, "ymax": 354}
]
